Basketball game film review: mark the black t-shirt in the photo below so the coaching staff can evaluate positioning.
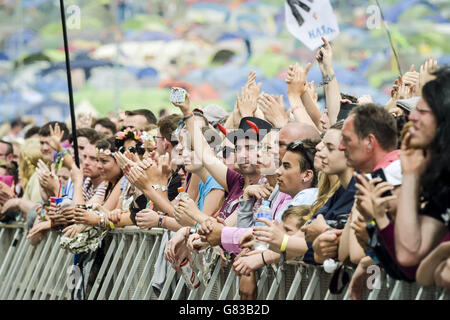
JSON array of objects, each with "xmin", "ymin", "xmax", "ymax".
[
  {"xmin": 420, "ymin": 200, "xmax": 450, "ymax": 232},
  {"xmin": 168, "ymin": 171, "xmax": 182, "ymax": 201}
]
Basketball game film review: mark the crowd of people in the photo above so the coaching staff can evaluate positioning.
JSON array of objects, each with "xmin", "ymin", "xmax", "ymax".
[{"xmin": 0, "ymin": 37, "xmax": 449, "ymax": 300}]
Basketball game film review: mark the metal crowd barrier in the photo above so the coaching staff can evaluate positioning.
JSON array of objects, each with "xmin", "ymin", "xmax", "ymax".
[{"xmin": 0, "ymin": 223, "xmax": 449, "ymax": 300}]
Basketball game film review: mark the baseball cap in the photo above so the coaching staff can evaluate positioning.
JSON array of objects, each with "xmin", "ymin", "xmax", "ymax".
[{"xmin": 396, "ymin": 97, "xmax": 420, "ymax": 113}]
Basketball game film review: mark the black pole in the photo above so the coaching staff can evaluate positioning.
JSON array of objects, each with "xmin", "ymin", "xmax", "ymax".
[{"xmin": 59, "ymin": 0, "xmax": 80, "ymax": 167}]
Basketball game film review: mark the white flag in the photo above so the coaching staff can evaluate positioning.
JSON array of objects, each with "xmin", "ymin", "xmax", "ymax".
[{"xmin": 285, "ymin": 0, "xmax": 340, "ymax": 51}]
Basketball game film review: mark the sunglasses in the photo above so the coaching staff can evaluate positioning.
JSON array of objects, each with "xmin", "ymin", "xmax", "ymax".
[
  {"xmin": 288, "ymin": 140, "xmax": 314, "ymax": 170},
  {"xmin": 118, "ymin": 145, "xmax": 145, "ymax": 156}
]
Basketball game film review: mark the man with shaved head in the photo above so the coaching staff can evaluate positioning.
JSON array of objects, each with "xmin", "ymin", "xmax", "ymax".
[{"xmin": 278, "ymin": 122, "xmax": 321, "ymax": 163}]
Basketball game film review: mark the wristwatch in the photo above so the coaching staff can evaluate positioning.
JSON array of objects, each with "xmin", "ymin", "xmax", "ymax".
[{"xmin": 152, "ymin": 185, "xmax": 168, "ymax": 192}]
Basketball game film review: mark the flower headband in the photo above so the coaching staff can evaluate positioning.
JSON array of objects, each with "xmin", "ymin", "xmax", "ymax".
[
  {"xmin": 115, "ymin": 127, "xmax": 144, "ymax": 144},
  {"xmin": 96, "ymin": 148, "xmax": 113, "ymax": 156}
]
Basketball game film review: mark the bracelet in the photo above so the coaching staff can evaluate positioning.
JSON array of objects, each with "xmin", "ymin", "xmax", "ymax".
[
  {"xmin": 261, "ymin": 251, "xmax": 268, "ymax": 266},
  {"xmin": 98, "ymin": 212, "xmax": 105, "ymax": 229},
  {"xmin": 319, "ymin": 74, "xmax": 335, "ymax": 87},
  {"xmin": 183, "ymin": 112, "xmax": 194, "ymax": 121},
  {"xmin": 109, "ymin": 221, "xmax": 116, "ymax": 230},
  {"xmin": 280, "ymin": 234, "xmax": 290, "ymax": 252},
  {"xmin": 152, "ymin": 185, "xmax": 168, "ymax": 192},
  {"xmin": 158, "ymin": 215, "xmax": 164, "ymax": 228}
]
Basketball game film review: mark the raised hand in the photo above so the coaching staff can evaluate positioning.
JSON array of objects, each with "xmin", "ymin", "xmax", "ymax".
[
  {"xmin": 315, "ymin": 37, "xmax": 333, "ymax": 74},
  {"xmin": 258, "ymin": 93, "xmax": 288, "ymax": 128},
  {"xmin": 419, "ymin": 58, "xmax": 439, "ymax": 92},
  {"xmin": 236, "ymin": 86, "xmax": 258, "ymax": 118},
  {"xmin": 48, "ymin": 123, "xmax": 65, "ymax": 152},
  {"xmin": 246, "ymin": 71, "xmax": 263, "ymax": 98},
  {"xmin": 286, "ymin": 62, "xmax": 312, "ymax": 98},
  {"xmin": 171, "ymin": 88, "xmax": 191, "ymax": 115},
  {"xmin": 402, "ymin": 64, "xmax": 420, "ymax": 96}
]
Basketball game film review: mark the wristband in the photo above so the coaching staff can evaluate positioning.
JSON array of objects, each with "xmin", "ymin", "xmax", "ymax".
[
  {"xmin": 109, "ymin": 221, "xmax": 116, "ymax": 230},
  {"xmin": 183, "ymin": 112, "xmax": 194, "ymax": 121},
  {"xmin": 158, "ymin": 215, "xmax": 164, "ymax": 228},
  {"xmin": 261, "ymin": 251, "xmax": 268, "ymax": 266},
  {"xmin": 280, "ymin": 234, "xmax": 290, "ymax": 252}
]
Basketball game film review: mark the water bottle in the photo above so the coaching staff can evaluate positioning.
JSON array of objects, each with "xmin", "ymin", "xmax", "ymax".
[
  {"xmin": 180, "ymin": 257, "xmax": 201, "ymax": 290},
  {"xmin": 175, "ymin": 187, "xmax": 189, "ymax": 205},
  {"xmin": 254, "ymin": 200, "xmax": 272, "ymax": 251}
]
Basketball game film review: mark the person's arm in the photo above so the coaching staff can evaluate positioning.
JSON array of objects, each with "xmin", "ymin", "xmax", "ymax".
[
  {"xmin": 253, "ymin": 219, "xmax": 309, "ymax": 259},
  {"xmin": 102, "ymin": 178, "xmax": 124, "ymax": 211},
  {"xmin": 338, "ymin": 215, "xmax": 351, "ymax": 262},
  {"xmin": 348, "ymin": 208, "xmax": 368, "ymax": 265},
  {"xmin": 201, "ymin": 189, "xmax": 225, "ymax": 217},
  {"xmin": 395, "ymin": 173, "xmax": 446, "ymax": 266},
  {"xmin": 316, "ymin": 37, "xmax": 340, "ymax": 125},
  {"xmin": 300, "ymin": 91, "xmax": 322, "ymax": 129},
  {"xmin": 174, "ymin": 93, "xmax": 230, "ymax": 192},
  {"xmin": 286, "ymin": 63, "xmax": 320, "ymax": 130}
]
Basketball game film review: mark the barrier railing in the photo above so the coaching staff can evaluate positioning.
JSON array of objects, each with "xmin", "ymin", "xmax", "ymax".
[{"xmin": 0, "ymin": 224, "xmax": 448, "ymax": 300}]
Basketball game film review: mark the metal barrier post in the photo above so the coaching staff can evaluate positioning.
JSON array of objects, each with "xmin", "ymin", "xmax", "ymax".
[
  {"xmin": 118, "ymin": 233, "xmax": 148, "ymax": 299},
  {"xmin": 131, "ymin": 234, "xmax": 161, "ymax": 300},
  {"xmin": 49, "ymin": 252, "xmax": 72, "ymax": 300},
  {"xmin": 39, "ymin": 244, "xmax": 68, "ymax": 299},
  {"xmin": 158, "ymin": 267, "xmax": 177, "ymax": 300},
  {"xmin": 201, "ymin": 258, "xmax": 222, "ymax": 300},
  {"xmin": 96, "ymin": 233, "xmax": 126, "ymax": 300},
  {"xmin": 266, "ymin": 266, "xmax": 284, "ymax": 300},
  {"xmin": 23, "ymin": 232, "xmax": 56, "ymax": 299},
  {"xmin": 303, "ymin": 267, "xmax": 320, "ymax": 300},
  {"xmin": 6, "ymin": 237, "xmax": 34, "ymax": 299},
  {"xmin": 286, "ymin": 265, "xmax": 304, "ymax": 300},
  {"xmin": 255, "ymin": 266, "xmax": 269, "ymax": 299},
  {"xmin": 87, "ymin": 235, "xmax": 118, "ymax": 300},
  {"xmin": 15, "ymin": 237, "xmax": 46, "ymax": 299},
  {"xmin": 0, "ymin": 228, "xmax": 22, "ymax": 280},
  {"xmin": 218, "ymin": 268, "xmax": 236, "ymax": 300},
  {"xmin": 0, "ymin": 228, "xmax": 27, "ymax": 299},
  {"xmin": 109, "ymin": 234, "xmax": 138, "ymax": 299}
]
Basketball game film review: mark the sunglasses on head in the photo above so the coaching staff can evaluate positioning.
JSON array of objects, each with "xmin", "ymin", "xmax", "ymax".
[{"xmin": 288, "ymin": 140, "xmax": 314, "ymax": 169}]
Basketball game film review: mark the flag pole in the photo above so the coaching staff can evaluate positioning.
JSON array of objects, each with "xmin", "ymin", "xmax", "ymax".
[
  {"xmin": 59, "ymin": 0, "xmax": 80, "ymax": 167},
  {"xmin": 375, "ymin": 0, "xmax": 403, "ymax": 76}
]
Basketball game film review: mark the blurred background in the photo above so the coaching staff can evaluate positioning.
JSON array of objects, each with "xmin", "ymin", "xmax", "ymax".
[{"xmin": 0, "ymin": 0, "xmax": 449, "ymax": 125}]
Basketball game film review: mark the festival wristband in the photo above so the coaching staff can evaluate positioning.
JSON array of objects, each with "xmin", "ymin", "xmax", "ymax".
[
  {"xmin": 280, "ymin": 234, "xmax": 290, "ymax": 252},
  {"xmin": 109, "ymin": 221, "xmax": 116, "ymax": 230},
  {"xmin": 183, "ymin": 112, "xmax": 194, "ymax": 121}
]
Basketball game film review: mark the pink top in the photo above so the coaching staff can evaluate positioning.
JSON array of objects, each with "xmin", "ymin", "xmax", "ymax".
[
  {"xmin": 373, "ymin": 149, "xmax": 400, "ymax": 171},
  {"xmin": 220, "ymin": 190, "xmax": 292, "ymax": 255},
  {"xmin": 221, "ymin": 227, "xmax": 252, "ymax": 255}
]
